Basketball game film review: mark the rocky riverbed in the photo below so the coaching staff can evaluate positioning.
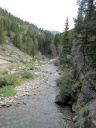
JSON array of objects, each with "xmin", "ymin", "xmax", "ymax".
[{"xmin": 0, "ymin": 59, "xmax": 74, "ymax": 128}]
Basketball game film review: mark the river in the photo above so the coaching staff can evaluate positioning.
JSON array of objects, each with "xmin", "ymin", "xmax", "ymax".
[{"xmin": 0, "ymin": 61, "xmax": 73, "ymax": 128}]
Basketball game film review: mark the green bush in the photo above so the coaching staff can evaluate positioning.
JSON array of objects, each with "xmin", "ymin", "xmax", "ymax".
[
  {"xmin": 73, "ymin": 80, "xmax": 82, "ymax": 88},
  {"xmin": 77, "ymin": 103, "xmax": 90, "ymax": 116},
  {"xmin": 8, "ymin": 66, "xmax": 14, "ymax": 71},
  {"xmin": 19, "ymin": 70, "xmax": 34, "ymax": 79},
  {"xmin": 24, "ymin": 62, "xmax": 34, "ymax": 69},
  {"xmin": 41, "ymin": 55, "xmax": 45, "ymax": 60},
  {"xmin": 0, "ymin": 75, "xmax": 16, "ymax": 88},
  {"xmin": 57, "ymin": 69, "xmax": 73, "ymax": 94},
  {"xmin": 0, "ymin": 85, "xmax": 17, "ymax": 99},
  {"xmin": 0, "ymin": 69, "xmax": 8, "ymax": 75}
]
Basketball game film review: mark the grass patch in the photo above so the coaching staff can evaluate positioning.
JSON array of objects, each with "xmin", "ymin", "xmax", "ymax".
[
  {"xmin": 41, "ymin": 55, "xmax": 45, "ymax": 61},
  {"xmin": 11, "ymin": 58, "xmax": 18, "ymax": 63},
  {"xmin": 0, "ymin": 75, "xmax": 16, "ymax": 88},
  {"xmin": 38, "ymin": 61, "xmax": 43, "ymax": 66},
  {"xmin": 0, "ymin": 69, "xmax": 8, "ymax": 75},
  {"xmin": 0, "ymin": 85, "xmax": 17, "ymax": 100},
  {"xmin": 24, "ymin": 63, "xmax": 34, "ymax": 69},
  {"xmin": 14, "ymin": 78, "xmax": 25, "ymax": 86},
  {"xmin": 23, "ymin": 60, "xmax": 34, "ymax": 69},
  {"xmin": 73, "ymin": 80, "xmax": 82, "ymax": 88},
  {"xmin": 8, "ymin": 65, "xmax": 14, "ymax": 71},
  {"xmin": 56, "ymin": 68, "xmax": 73, "ymax": 94},
  {"xmin": 0, "ymin": 63, "xmax": 40, "ymax": 100},
  {"xmin": 34, "ymin": 55, "xmax": 45, "ymax": 62},
  {"xmin": 43, "ymin": 74, "xmax": 46, "ymax": 78},
  {"xmin": 19, "ymin": 70, "xmax": 35, "ymax": 79},
  {"xmin": 76, "ymin": 103, "xmax": 90, "ymax": 116}
]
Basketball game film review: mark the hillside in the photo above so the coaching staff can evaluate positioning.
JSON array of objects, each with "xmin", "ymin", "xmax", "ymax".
[
  {"xmin": 0, "ymin": 37, "xmax": 32, "ymax": 70},
  {"xmin": 0, "ymin": 7, "xmax": 54, "ymax": 56}
]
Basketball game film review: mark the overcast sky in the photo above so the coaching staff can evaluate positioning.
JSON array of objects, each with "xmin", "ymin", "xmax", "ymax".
[{"xmin": 0, "ymin": 0, "xmax": 78, "ymax": 32}]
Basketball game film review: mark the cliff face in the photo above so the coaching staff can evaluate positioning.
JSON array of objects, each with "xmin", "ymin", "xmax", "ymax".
[{"xmin": 71, "ymin": 42, "xmax": 96, "ymax": 128}]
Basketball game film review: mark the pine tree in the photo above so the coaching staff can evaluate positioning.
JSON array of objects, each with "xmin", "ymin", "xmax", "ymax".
[
  {"xmin": 63, "ymin": 16, "xmax": 69, "ymax": 58},
  {"xmin": 34, "ymin": 37, "xmax": 38, "ymax": 55},
  {"xmin": 0, "ymin": 19, "xmax": 4, "ymax": 44},
  {"xmin": 13, "ymin": 30, "xmax": 22, "ymax": 48},
  {"xmin": 74, "ymin": 0, "xmax": 96, "ymax": 69}
]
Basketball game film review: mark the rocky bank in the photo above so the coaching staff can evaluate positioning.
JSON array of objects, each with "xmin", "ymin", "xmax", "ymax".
[
  {"xmin": 55, "ymin": 41, "xmax": 96, "ymax": 128},
  {"xmin": 71, "ymin": 42, "xmax": 96, "ymax": 128}
]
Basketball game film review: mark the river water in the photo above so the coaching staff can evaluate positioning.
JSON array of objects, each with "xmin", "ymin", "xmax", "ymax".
[{"xmin": 0, "ymin": 62, "xmax": 73, "ymax": 128}]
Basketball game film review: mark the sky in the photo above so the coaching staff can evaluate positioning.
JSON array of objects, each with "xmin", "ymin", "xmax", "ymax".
[{"xmin": 0, "ymin": 0, "xmax": 78, "ymax": 32}]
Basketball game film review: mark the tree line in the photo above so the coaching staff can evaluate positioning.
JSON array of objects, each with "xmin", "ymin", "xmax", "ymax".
[
  {"xmin": 54, "ymin": 0, "xmax": 96, "ymax": 70},
  {"xmin": 0, "ymin": 7, "xmax": 54, "ymax": 57},
  {"xmin": 74, "ymin": 0, "xmax": 96, "ymax": 69}
]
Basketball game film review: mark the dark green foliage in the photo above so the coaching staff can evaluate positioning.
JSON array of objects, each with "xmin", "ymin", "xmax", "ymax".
[
  {"xmin": 13, "ymin": 29, "xmax": 22, "ymax": 48},
  {"xmin": 77, "ymin": 103, "xmax": 90, "ymax": 116},
  {"xmin": 74, "ymin": 0, "xmax": 96, "ymax": 69},
  {"xmin": 0, "ymin": 18, "xmax": 5, "ymax": 44},
  {"xmin": 54, "ymin": 28, "xmax": 75, "ymax": 59},
  {"xmin": 19, "ymin": 70, "xmax": 39, "ymax": 79},
  {"xmin": 63, "ymin": 17, "xmax": 69, "ymax": 57},
  {"xmin": 38, "ymin": 31, "xmax": 53, "ymax": 55},
  {"xmin": 19, "ymin": 70, "xmax": 34, "ymax": 79},
  {"xmin": 57, "ymin": 69, "xmax": 73, "ymax": 94},
  {"xmin": 0, "ymin": 75, "xmax": 16, "ymax": 88}
]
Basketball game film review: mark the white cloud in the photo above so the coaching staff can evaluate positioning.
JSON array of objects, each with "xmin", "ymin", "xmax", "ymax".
[{"xmin": 0, "ymin": 0, "xmax": 78, "ymax": 32}]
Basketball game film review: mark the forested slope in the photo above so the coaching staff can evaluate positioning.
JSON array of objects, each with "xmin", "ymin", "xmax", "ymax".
[{"xmin": 0, "ymin": 7, "xmax": 54, "ymax": 56}]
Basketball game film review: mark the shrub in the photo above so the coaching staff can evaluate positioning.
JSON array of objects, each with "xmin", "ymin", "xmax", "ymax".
[
  {"xmin": 72, "ymin": 66, "xmax": 78, "ymax": 79},
  {"xmin": 19, "ymin": 70, "xmax": 34, "ymax": 79},
  {"xmin": 0, "ymin": 69, "xmax": 8, "ymax": 75},
  {"xmin": 24, "ymin": 62, "xmax": 34, "ymax": 69},
  {"xmin": 41, "ymin": 55, "xmax": 45, "ymax": 60},
  {"xmin": 0, "ymin": 85, "xmax": 17, "ymax": 99},
  {"xmin": 0, "ymin": 75, "xmax": 16, "ymax": 88},
  {"xmin": 73, "ymin": 80, "xmax": 82, "ymax": 88},
  {"xmin": 8, "ymin": 66, "xmax": 14, "ymax": 71},
  {"xmin": 57, "ymin": 69, "xmax": 73, "ymax": 94},
  {"xmin": 77, "ymin": 103, "xmax": 90, "ymax": 116}
]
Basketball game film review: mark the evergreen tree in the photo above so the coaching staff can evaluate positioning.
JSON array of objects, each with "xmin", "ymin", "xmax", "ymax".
[
  {"xmin": 13, "ymin": 29, "xmax": 22, "ymax": 48},
  {"xmin": 34, "ymin": 37, "xmax": 38, "ymax": 55},
  {"xmin": 0, "ymin": 19, "xmax": 4, "ymax": 44},
  {"xmin": 74, "ymin": 0, "xmax": 96, "ymax": 69},
  {"xmin": 63, "ymin": 16, "xmax": 69, "ymax": 58}
]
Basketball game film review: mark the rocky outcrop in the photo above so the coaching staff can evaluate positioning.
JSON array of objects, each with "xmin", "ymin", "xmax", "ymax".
[
  {"xmin": 71, "ymin": 42, "xmax": 96, "ymax": 128},
  {"xmin": 55, "ymin": 41, "xmax": 96, "ymax": 128}
]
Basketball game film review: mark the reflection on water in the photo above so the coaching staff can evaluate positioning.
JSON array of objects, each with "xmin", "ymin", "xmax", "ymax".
[{"xmin": 0, "ymin": 63, "xmax": 73, "ymax": 128}]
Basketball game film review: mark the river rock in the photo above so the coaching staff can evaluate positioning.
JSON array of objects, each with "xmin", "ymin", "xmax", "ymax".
[
  {"xmin": 88, "ymin": 100, "xmax": 96, "ymax": 120},
  {"xmin": 73, "ymin": 115, "xmax": 79, "ymax": 123},
  {"xmin": 55, "ymin": 93, "xmax": 68, "ymax": 104},
  {"xmin": 91, "ymin": 119, "xmax": 96, "ymax": 127}
]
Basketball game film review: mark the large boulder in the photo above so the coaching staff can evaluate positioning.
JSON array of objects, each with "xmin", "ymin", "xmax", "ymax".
[{"xmin": 55, "ymin": 93, "xmax": 69, "ymax": 104}]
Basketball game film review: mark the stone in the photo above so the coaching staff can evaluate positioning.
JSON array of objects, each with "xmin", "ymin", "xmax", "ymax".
[
  {"xmin": 88, "ymin": 100, "xmax": 96, "ymax": 120},
  {"xmin": 72, "ymin": 102, "xmax": 77, "ymax": 112},
  {"xmin": 73, "ymin": 115, "xmax": 79, "ymax": 123},
  {"xmin": 58, "ymin": 72, "xmax": 62, "ymax": 75},
  {"xmin": 91, "ymin": 119, "xmax": 96, "ymax": 126},
  {"xmin": 0, "ymin": 104, "xmax": 2, "ymax": 108},
  {"xmin": 23, "ymin": 102, "xmax": 26, "ymax": 105},
  {"xmin": 55, "ymin": 93, "xmax": 69, "ymax": 104},
  {"xmin": 74, "ymin": 117, "xmax": 85, "ymax": 128}
]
